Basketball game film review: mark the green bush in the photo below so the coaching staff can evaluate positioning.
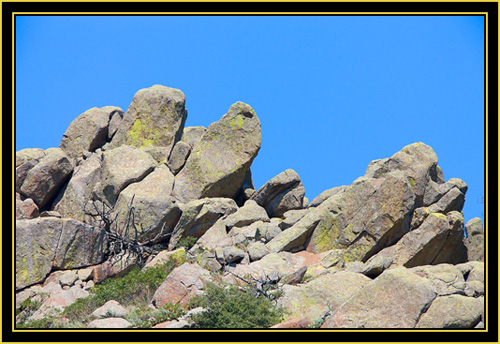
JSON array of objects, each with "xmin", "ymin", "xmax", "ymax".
[
  {"xmin": 125, "ymin": 303, "xmax": 185, "ymax": 328},
  {"xmin": 62, "ymin": 260, "xmax": 176, "ymax": 324},
  {"xmin": 188, "ymin": 282, "xmax": 285, "ymax": 328}
]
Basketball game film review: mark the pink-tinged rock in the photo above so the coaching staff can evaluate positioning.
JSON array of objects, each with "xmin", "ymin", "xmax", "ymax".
[
  {"xmin": 30, "ymin": 287, "xmax": 89, "ymax": 320},
  {"xmin": 91, "ymin": 300, "xmax": 128, "ymax": 318},
  {"xmin": 16, "ymin": 196, "xmax": 39, "ymax": 219},
  {"xmin": 152, "ymin": 263, "xmax": 212, "ymax": 308},
  {"xmin": 87, "ymin": 317, "xmax": 132, "ymax": 328},
  {"xmin": 270, "ymin": 318, "xmax": 312, "ymax": 328}
]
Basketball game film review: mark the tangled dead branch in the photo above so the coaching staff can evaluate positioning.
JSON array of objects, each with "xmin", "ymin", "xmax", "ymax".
[{"xmin": 84, "ymin": 195, "xmax": 167, "ymax": 266}]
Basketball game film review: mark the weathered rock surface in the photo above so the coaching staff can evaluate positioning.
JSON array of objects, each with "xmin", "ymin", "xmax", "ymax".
[
  {"xmin": 168, "ymin": 198, "xmax": 238, "ymax": 250},
  {"xmin": 322, "ymin": 267, "xmax": 437, "ymax": 328},
  {"xmin": 16, "ymin": 217, "xmax": 108, "ymax": 290},
  {"xmin": 53, "ymin": 152, "xmax": 103, "ymax": 222},
  {"xmin": 19, "ymin": 148, "xmax": 74, "ymax": 209},
  {"xmin": 181, "ymin": 126, "xmax": 206, "ymax": 149},
  {"xmin": 16, "ymin": 194, "xmax": 39, "ymax": 219},
  {"xmin": 112, "ymin": 166, "xmax": 181, "ymax": 242},
  {"xmin": 279, "ymin": 271, "xmax": 371, "ymax": 322},
  {"xmin": 463, "ymin": 217, "xmax": 484, "ymax": 262},
  {"xmin": 172, "ymin": 102, "xmax": 261, "ymax": 203},
  {"xmin": 367, "ymin": 211, "xmax": 467, "ymax": 268},
  {"xmin": 416, "ymin": 294, "xmax": 483, "ymax": 328},
  {"xmin": 91, "ymin": 300, "xmax": 128, "ymax": 319},
  {"xmin": 95, "ymin": 145, "xmax": 157, "ymax": 205},
  {"xmin": 152, "ymin": 263, "xmax": 212, "ymax": 308},
  {"xmin": 167, "ymin": 141, "xmax": 191, "ymax": 175},
  {"xmin": 250, "ymin": 169, "xmax": 305, "ymax": 217},
  {"xmin": 60, "ymin": 106, "xmax": 123, "ymax": 161},
  {"xmin": 109, "ymin": 85, "xmax": 187, "ymax": 153}
]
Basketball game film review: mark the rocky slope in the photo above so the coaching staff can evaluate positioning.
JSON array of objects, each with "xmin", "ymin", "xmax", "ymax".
[{"xmin": 15, "ymin": 85, "xmax": 485, "ymax": 329}]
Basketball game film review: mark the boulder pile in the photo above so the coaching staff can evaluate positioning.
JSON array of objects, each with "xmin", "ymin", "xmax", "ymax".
[{"xmin": 15, "ymin": 85, "xmax": 485, "ymax": 329}]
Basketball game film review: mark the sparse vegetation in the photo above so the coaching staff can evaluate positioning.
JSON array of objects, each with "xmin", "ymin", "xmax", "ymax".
[{"xmin": 188, "ymin": 282, "xmax": 285, "ymax": 328}]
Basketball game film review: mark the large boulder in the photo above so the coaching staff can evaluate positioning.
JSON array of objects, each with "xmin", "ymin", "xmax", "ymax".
[
  {"xmin": 366, "ymin": 211, "xmax": 467, "ymax": 268},
  {"xmin": 108, "ymin": 85, "xmax": 187, "ymax": 153},
  {"xmin": 16, "ymin": 193, "xmax": 39, "ymax": 219},
  {"xmin": 15, "ymin": 148, "xmax": 46, "ymax": 193},
  {"xmin": 278, "ymin": 271, "xmax": 371, "ymax": 322},
  {"xmin": 16, "ymin": 217, "xmax": 108, "ymax": 290},
  {"xmin": 172, "ymin": 102, "xmax": 261, "ymax": 203},
  {"xmin": 94, "ymin": 145, "xmax": 157, "ymax": 205},
  {"xmin": 322, "ymin": 267, "xmax": 437, "ymax": 328},
  {"xmin": 365, "ymin": 142, "xmax": 441, "ymax": 207},
  {"xmin": 266, "ymin": 170, "xmax": 415, "ymax": 263},
  {"xmin": 112, "ymin": 166, "xmax": 181, "ymax": 243},
  {"xmin": 152, "ymin": 263, "xmax": 212, "ymax": 308},
  {"xmin": 53, "ymin": 152, "xmax": 103, "ymax": 222},
  {"xmin": 250, "ymin": 169, "xmax": 306, "ymax": 217},
  {"xmin": 59, "ymin": 106, "xmax": 123, "ymax": 161},
  {"xmin": 168, "ymin": 198, "xmax": 238, "ymax": 250},
  {"xmin": 415, "ymin": 294, "xmax": 483, "ymax": 328},
  {"xmin": 19, "ymin": 148, "xmax": 74, "ymax": 209},
  {"xmin": 167, "ymin": 141, "xmax": 191, "ymax": 175}
]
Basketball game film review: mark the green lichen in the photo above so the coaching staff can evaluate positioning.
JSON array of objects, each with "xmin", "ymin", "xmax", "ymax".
[
  {"xmin": 126, "ymin": 117, "xmax": 162, "ymax": 148},
  {"xmin": 407, "ymin": 176, "xmax": 416, "ymax": 192}
]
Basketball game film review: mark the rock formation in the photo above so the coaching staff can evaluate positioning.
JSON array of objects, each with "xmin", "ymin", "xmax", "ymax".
[{"xmin": 15, "ymin": 85, "xmax": 485, "ymax": 329}]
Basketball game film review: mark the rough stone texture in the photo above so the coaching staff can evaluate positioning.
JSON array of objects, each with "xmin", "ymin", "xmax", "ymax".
[
  {"xmin": 16, "ymin": 148, "xmax": 46, "ymax": 168},
  {"xmin": 19, "ymin": 148, "xmax": 74, "ymax": 209},
  {"xmin": 366, "ymin": 211, "xmax": 467, "ymax": 268},
  {"xmin": 91, "ymin": 300, "xmax": 129, "ymax": 318},
  {"xmin": 112, "ymin": 166, "xmax": 181, "ymax": 243},
  {"xmin": 247, "ymin": 241, "xmax": 270, "ymax": 262},
  {"xmin": 59, "ymin": 107, "xmax": 117, "ymax": 161},
  {"xmin": 196, "ymin": 219, "xmax": 232, "ymax": 251},
  {"xmin": 16, "ymin": 217, "xmax": 108, "ymax": 290},
  {"xmin": 53, "ymin": 152, "xmax": 103, "ymax": 223},
  {"xmin": 95, "ymin": 145, "xmax": 157, "ymax": 205},
  {"xmin": 181, "ymin": 126, "xmax": 206, "ymax": 149},
  {"xmin": 364, "ymin": 142, "xmax": 440, "ymax": 207},
  {"xmin": 229, "ymin": 252, "xmax": 305, "ymax": 282},
  {"xmin": 279, "ymin": 271, "xmax": 371, "ymax": 322},
  {"xmin": 250, "ymin": 169, "xmax": 305, "ymax": 217},
  {"xmin": 172, "ymin": 102, "xmax": 261, "ymax": 203},
  {"xmin": 308, "ymin": 185, "xmax": 347, "ymax": 208},
  {"xmin": 464, "ymin": 217, "xmax": 484, "ymax": 262},
  {"xmin": 87, "ymin": 317, "xmax": 132, "ymax": 328},
  {"xmin": 30, "ymin": 287, "xmax": 89, "ymax": 320},
  {"xmin": 322, "ymin": 267, "xmax": 437, "ymax": 328},
  {"xmin": 108, "ymin": 85, "xmax": 187, "ymax": 154},
  {"xmin": 145, "ymin": 247, "xmax": 187, "ymax": 269},
  {"xmin": 223, "ymin": 200, "xmax": 269, "ymax": 229},
  {"xmin": 423, "ymin": 178, "xmax": 468, "ymax": 207},
  {"xmin": 167, "ymin": 141, "xmax": 191, "ymax": 175},
  {"xmin": 152, "ymin": 263, "xmax": 212, "ymax": 308},
  {"xmin": 16, "ymin": 195, "xmax": 39, "ymax": 219},
  {"xmin": 416, "ymin": 295, "xmax": 483, "ymax": 328},
  {"xmin": 16, "ymin": 154, "xmax": 45, "ymax": 193},
  {"xmin": 91, "ymin": 252, "xmax": 138, "ymax": 283},
  {"xmin": 168, "ymin": 198, "xmax": 238, "ymax": 250},
  {"xmin": 279, "ymin": 209, "xmax": 309, "ymax": 230},
  {"xmin": 409, "ymin": 264, "xmax": 467, "ymax": 296},
  {"xmin": 106, "ymin": 107, "xmax": 125, "ymax": 140},
  {"xmin": 141, "ymin": 146, "xmax": 170, "ymax": 165}
]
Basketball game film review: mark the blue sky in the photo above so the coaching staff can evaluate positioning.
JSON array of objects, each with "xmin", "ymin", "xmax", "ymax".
[{"xmin": 15, "ymin": 15, "xmax": 485, "ymax": 224}]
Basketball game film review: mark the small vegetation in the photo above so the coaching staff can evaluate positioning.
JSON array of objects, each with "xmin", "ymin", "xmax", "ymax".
[{"xmin": 188, "ymin": 282, "xmax": 285, "ymax": 328}]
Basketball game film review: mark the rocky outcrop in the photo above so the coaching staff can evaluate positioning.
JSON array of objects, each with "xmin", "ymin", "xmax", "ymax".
[{"xmin": 15, "ymin": 85, "xmax": 485, "ymax": 329}]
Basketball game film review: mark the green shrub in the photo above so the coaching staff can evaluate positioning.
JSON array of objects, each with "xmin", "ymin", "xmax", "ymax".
[
  {"xmin": 62, "ymin": 260, "xmax": 176, "ymax": 326},
  {"xmin": 176, "ymin": 236, "xmax": 198, "ymax": 250},
  {"xmin": 188, "ymin": 282, "xmax": 285, "ymax": 328},
  {"xmin": 125, "ymin": 303, "xmax": 185, "ymax": 328}
]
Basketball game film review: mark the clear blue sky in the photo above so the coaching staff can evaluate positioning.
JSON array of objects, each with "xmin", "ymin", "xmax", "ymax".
[{"xmin": 15, "ymin": 15, "xmax": 485, "ymax": 224}]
